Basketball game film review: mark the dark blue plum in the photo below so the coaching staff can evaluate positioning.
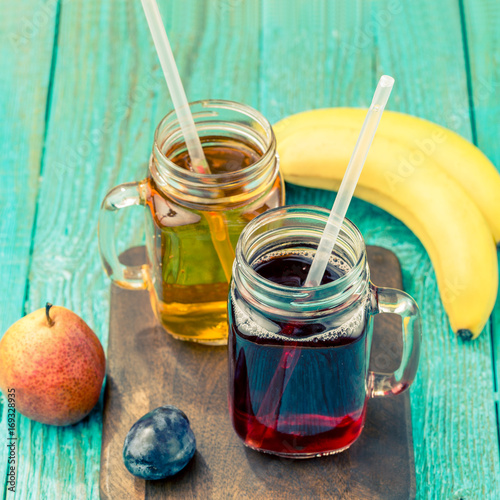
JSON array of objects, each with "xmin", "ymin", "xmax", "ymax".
[{"xmin": 123, "ymin": 405, "xmax": 196, "ymax": 480}]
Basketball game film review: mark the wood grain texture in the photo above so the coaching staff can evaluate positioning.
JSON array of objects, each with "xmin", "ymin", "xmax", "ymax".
[
  {"xmin": 461, "ymin": 0, "xmax": 500, "ymax": 409},
  {"xmin": 1, "ymin": 0, "xmax": 499, "ymax": 498},
  {"xmin": 0, "ymin": 1, "xmax": 57, "ymax": 497},
  {"xmin": 261, "ymin": 0, "xmax": 500, "ymax": 498},
  {"xmin": 6, "ymin": 1, "xmax": 161, "ymax": 498},
  {"xmin": 4, "ymin": 1, "xmax": 264, "ymax": 498},
  {"xmin": 100, "ymin": 246, "xmax": 415, "ymax": 500},
  {"xmin": 163, "ymin": 0, "xmax": 261, "ymax": 105},
  {"xmin": 371, "ymin": 1, "xmax": 500, "ymax": 498}
]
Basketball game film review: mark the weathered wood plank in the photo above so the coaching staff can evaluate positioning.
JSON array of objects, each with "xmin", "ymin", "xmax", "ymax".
[
  {"xmin": 262, "ymin": 0, "xmax": 500, "ymax": 498},
  {"xmin": 8, "ymin": 0, "xmax": 159, "ymax": 497},
  {"xmin": 462, "ymin": 0, "xmax": 500, "ymax": 414},
  {"xmin": 0, "ymin": 1, "xmax": 57, "ymax": 497},
  {"xmin": 14, "ymin": 0, "xmax": 263, "ymax": 498},
  {"xmin": 166, "ymin": 0, "xmax": 261, "ymax": 105},
  {"xmin": 373, "ymin": 1, "xmax": 500, "ymax": 497},
  {"xmin": 261, "ymin": 0, "xmax": 375, "ymax": 121},
  {"xmin": 3, "ymin": 0, "xmax": 499, "ymax": 497}
]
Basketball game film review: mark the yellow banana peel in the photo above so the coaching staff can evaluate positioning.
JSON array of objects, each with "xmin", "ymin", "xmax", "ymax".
[{"xmin": 275, "ymin": 108, "xmax": 499, "ymax": 339}]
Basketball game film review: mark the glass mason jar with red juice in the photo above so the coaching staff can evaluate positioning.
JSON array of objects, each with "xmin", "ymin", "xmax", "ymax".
[
  {"xmin": 99, "ymin": 100, "xmax": 284, "ymax": 345},
  {"xmin": 228, "ymin": 206, "xmax": 421, "ymax": 457}
]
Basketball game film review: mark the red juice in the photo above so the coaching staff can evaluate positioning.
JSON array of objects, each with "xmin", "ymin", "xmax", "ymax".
[{"xmin": 228, "ymin": 253, "xmax": 369, "ymax": 457}]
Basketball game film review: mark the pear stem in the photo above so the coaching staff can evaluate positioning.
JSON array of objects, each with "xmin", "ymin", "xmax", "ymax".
[{"xmin": 45, "ymin": 303, "xmax": 55, "ymax": 327}]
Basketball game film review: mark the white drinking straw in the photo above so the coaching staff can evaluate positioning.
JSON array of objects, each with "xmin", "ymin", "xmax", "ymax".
[
  {"xmin": 140, "ymin": 0, "xmax": 210, "ymax": 174},
  {"xmin": 304, "ymin": 75, "xmax": 395, "ymax": 287},
  {"xmin": 140, "ymin": 0, "xmax": 237, "ymax": 283},
  {"xmin": 254, "ymin": 77, "xmax": 396, "ymax": 439}
]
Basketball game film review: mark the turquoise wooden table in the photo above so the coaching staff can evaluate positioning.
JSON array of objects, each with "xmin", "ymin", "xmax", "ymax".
[{"xmin": 1, "ymin": 0, "xmax": 499, "ymax": 498}]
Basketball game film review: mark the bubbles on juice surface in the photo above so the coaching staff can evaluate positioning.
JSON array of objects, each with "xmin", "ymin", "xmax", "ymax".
[
  {"xmin": 233, "ymin": 249, "xmax": 367, "ymax": 343},
  {"xmin": 253, "ymin": 249, "xmax": 352, "ymax": 274},
  {"xmin": 232, "ymin": 293, "xmax": 282, "ymax": 339},
  {"xmin": 232, "ymin": 290, "xmax": 366, "ymax": 343}
]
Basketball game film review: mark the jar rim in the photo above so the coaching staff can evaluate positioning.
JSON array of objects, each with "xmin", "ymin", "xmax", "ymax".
[
  {"xmin": 234, "ymin": 205, "xmax": 367, "ymax": 304},
  {"xmin": 152, "ymin": 99, "xmax": 276, "ymax": 184}
]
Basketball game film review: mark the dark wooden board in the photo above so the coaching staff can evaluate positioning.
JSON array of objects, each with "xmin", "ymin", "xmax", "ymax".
[{"xmin": 100, "ymin": 246, "xmax": 416, "ymax": 500}]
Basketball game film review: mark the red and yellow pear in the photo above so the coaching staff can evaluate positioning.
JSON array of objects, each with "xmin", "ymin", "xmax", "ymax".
[{"xmin": 0, "ymin": 304, "xmax": 106, "ymax": 426}]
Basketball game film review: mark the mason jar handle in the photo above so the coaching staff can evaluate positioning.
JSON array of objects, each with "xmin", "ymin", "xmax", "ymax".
[
  {"xmin": 98, "ymin": 180, "xmax": 149, "ymax": 290},
  {"xmin": 368, "ymin": 285, "xmax": 422, "ymax": 397}
]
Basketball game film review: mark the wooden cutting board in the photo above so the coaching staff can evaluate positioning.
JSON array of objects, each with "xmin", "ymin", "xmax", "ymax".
[{"xmin": 100, "ymin": 246, "xmax": 416, "ymax": 500}]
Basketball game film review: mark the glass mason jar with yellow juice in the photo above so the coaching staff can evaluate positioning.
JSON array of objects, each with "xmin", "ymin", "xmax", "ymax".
[{"xmin": 99, "ymin": 100, "xmax": 284, "ymax": 345}]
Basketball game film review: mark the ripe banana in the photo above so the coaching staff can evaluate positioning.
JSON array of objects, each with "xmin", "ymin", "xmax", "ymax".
[
  {"xmin": 275, "ymin": 108, "xmax": 500, "ymax": 243},
  {"xmin": 274, "ymin": 109, "xmax": 499, "ymax": 339}
]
